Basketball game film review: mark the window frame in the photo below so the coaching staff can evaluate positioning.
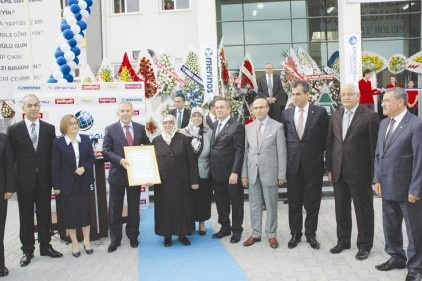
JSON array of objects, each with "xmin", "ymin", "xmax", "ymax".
[
  {"xmin": 112, "ymin": 0, "xmax": 142, "ymax": 15},
  {"xmin": 160, "ymin": 0, "xmax": 191, "ymax": 12}
]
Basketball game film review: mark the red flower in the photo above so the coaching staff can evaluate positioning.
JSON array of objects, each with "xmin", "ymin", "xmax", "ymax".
[
  {"xmin": 146, "ymin": 120, "xmax": 157, "ymax": 134},
  {"xmin": 240, "ymin": 60, "xmax": 254, "ymax": 88},
  {"xmin": 220, "ymin": 49, "xmax": 229, "ymax": 86},
  {"xmin": 137, "ymin": 57, "xmax": 158, "ymax": 98},
  {"xmin": 118, "ymin": 52, "xmax": 140, "ymax": 81}
]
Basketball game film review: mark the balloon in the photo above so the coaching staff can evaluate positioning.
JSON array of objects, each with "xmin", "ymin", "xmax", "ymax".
[
  {"xmin": 68, "ymin": 0, "xmax": 78, "ymax": 5},
  {"xmin": 60, "ymin": 64, "xmax": 71, "ymax": 75},
  {"xmin": 67, "ymin": 61, "xmax": 77, "ymax": 69},
  {"xmin": 60, "ymin": 22, "xmax": 70, "ymax": 32},
  {"xmin": 78, "ymin": 1, "xmax": 88, "ymax": 10},
  {"xmin": 56, "ymin": 35, "xmax": 66, "ymax": 45},
  {"xmin": 64, "ymin": 74, "xmax": 74, "ymax": 82},
  {"xmin": 71, "ymin": 47, "xmax": 81, "ymax": 56},
  {"xmin": 53, "ymin": 70, "xmax": 64, "ymax": 80},
  {"xmin": 80, "ymin": 10, "xmax": 89, "ymax": 20},
  {"xmin": 58, "ymin": 78, "xmax": 68, "ymax": 83},
  {"xmin": 70, "ymin": 4, "xmax": 81, "ymax": 14},
  {"xmin": 59, "ymin": 42, "xmax": 71, "ymax": 52},
  {"xmin": 63, "ymin": 7, "xmax": 72, "ymax": 18},
  {"xmin": 66, "ymin": 16, "xmax": 77, "ymax": 26},
  {"xmin": 70, "ymin": 24, "xmax": 81, "ymax": 35},
  {"xmin": 64, "ymin": 51, "xmax": 76, "ymax": 62},
  {"xmin": 67, "ymin": 38, "xmax": 77, "ymax": 48},
  {"xmin": 74, "ymin": 13, "xmax": 82, "ymax": 21},
  {"xmin": 79, "ymin": 31, "xmax": 85, "ymax": 38},
  {"xmin": 73, "ymin": 57, "xmax": 80, "ymax": 65},
  {"xmin": 73, "ymin": 34, "xmax": 83, "ymax": 43},
  {"xmin": 85, "ymin": 0, "xmax": 93, "ymax": 7},
  {"xmin": 77, "ymin": 20, "xmax": 87, "ymax": 31},
  {"xmin": 54, "ymin": 49, "xmax": 64, "ymax": 58},
  {"xmin": 86, "ymin": 7, "xmax": 91, "ymax": 14},
  {"xmin": 56, "ymin": 56, "xmax": 67, "ymax": 66},
  {"xmin": 47, "ymin": 77, "xmax": 57, "ymax": 83},
  {"xmin": 51, "ymin": 63, "xmax": 60, "ymax": 71},
  {"xmin": 63, "ymin": 29, "xmax": 74, "ymax": 40},
  {"xmin": 70, "ymin": 70, "xmax": 76, "ymax": 77}
]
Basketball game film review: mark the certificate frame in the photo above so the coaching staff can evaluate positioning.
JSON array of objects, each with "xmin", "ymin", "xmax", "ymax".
[{"xmin": 124, "ymin": 145, "xmax": 161, "ymax": 186}]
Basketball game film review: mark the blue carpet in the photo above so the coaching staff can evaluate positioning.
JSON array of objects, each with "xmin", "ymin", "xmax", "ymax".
[{"xmin": 139, "ymin": 208, "xmax": 249, "ymax": 281}]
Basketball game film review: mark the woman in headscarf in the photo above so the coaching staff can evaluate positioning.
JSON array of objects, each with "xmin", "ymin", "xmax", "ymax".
[
  {"xmin": 180, "ymin": 107, "xmax": 213, "ymax": 236},
  {"xmin": 152, "ymin": 114, "xmax": 199, "ymax": 247}
]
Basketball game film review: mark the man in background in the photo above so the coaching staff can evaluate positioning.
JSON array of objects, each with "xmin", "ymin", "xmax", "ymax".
[{"xmin": 170, "ymin": 93, "xmax": 191, "ymax": 129}]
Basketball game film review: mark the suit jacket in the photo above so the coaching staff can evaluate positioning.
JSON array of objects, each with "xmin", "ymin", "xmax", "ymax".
[
  {"xmin": 102, "ymin": 121, "xmax": 150, "ymax": 186},
  {"xmin": 373, "ymin": 111, "xmax": 422, "ymax": 201},
  {"xmin": 8, "ymin": 120, "xmax": 56, "ymax": 194},
  {"xmin": 209, "ymin": 117, "xmax": 245, "ymax": 182},
  {"xmin": 281, "ymin": 104, "xmax": 329, "ymax": 177},
  {"xmin": 257, "ymin": 74, "xmax": 288, "ymax": 122},
  {"xmin": 241, "ymin": 118, "xmax": 287, "ymax": 186},
  {"xmin": 206, "ymin": 115, "xmax": 215, "ymax": 129},
  {"xmin": 0, "ymin": 133, "xmax": 16, "ymax": 195},
  {"xmin": 170, "ymin": 108, "xmax": 191, "ymax": 128},
  {"xmin": 51, "ymin": 134, "xmax": 95, "ymax": 196},
  {"xmin": 326, "ymin": 105, "xmax": 379, "ymax": 185}
]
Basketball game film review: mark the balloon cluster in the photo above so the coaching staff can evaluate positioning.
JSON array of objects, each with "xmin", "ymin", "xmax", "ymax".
[{"xmin": 48, "ymin": 0, "xmax": 93, "ymax": 83}]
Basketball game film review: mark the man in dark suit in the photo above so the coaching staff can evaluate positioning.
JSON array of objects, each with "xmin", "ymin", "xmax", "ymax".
[
  {"xmin": 326, "ymin": 83, "xmax": 379, "ymax": 260},
  {"xmin": 8, "ymin": 94, "xmax": 63, "ymax": 267},
  {"xmin": 170, "ymin": 93, "xmax": 191, "ymax": 129},
  {"xmin": 373, "ymin": 87, "xmax": 422, "ymax": 281},
  {"xmin": 281, "ymin": 80, "xmax": 329, "ymax": 250},
  {"xmin": 257, "ymin": 63, "xmax": 288, "ymax": 122},
  {"xmin": 209, "ymin": 97, "xmax": 245, "ymax": 243},
  {"xmin": 206, "ymin": 99, "xmax": 216, "ymax": 129},
  {"xmin": 103, "ymin": 101, "xmax": 151, "ymax": 253},
  {"xmin": 0, "ymin": 133, "xmax": 15, "ymax": 277}
]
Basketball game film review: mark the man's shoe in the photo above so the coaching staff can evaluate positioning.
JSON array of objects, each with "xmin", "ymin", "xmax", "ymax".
[
  {"xmin": 107, "ymin": 242, "xmax": 121, "ymax": 253},
  {"xmin": 375, "ymin": 258, "xmax": 406, "ymax": 271},
  {"xmin": 130, "ymin": 240, "xmax": 139, "ymax": 248},
  {"xmin": 406, "ymin": 271, "xmax": 422, "ymax": 281},
  {"xmin": 164, "ymin": 237, "xmax": 172, "ymax": 247},
  {"xmin": 269, "ymin": 238, "xmax": 279, "ymax": 249},
  {"xmin": 287, "ymin": 234, "xmax": 301, "ymax": 249},
  {"xmin": 330, "ymin": 244, "xmax": 351, "ymax": 254},
  {"xmin": 20, "ymin": 253, "xmax": 33, "ymax": 267},
  {"xmin": 230, "ymin": 234, "xmax": 241, "ymax": 244},
  {"xmin": 242, "ymin": 236, "xmax": 261, "ymax": 247},
  {"xmin": 40, "ymin": 246, "xmax": 63, "ymax": 258},
  {"xmin": 178, "ymin": 236, "xmax": 191, "ymax": 246},
  {"xmin": 212, "ymin": 230, "xmax": 231, "ymax": 239},
  {"xmin": 306, "ymin": 237, "xmax": 320, "ymax": 250},
  {"xmin": 355, "ymin": 250, "xmax": 370, "ymax": 260},
  {"xmin": 0, "ymin": 266, "xmax": 9, "ymax": 277}
]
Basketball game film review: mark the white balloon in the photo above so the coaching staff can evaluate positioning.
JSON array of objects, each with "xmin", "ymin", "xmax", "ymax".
[
  {"xmin": 70, "ymin": 70, "xmax": 76, "ymax": 77},
  {"xmin": 68, "ymin": 61, "xmax": 77, "ymax": 69},
  {"xmin": 66, "ymin": 16, "xmax": 77, "ymax": 26},
  {"xmin": 74, "ymin": 34, "xmax": 83, "ymax": 43},
  {"xmin": 51, "ymin": 63, "xmax": 60, "ymax": 71},
  {"xmin": 53, "ymin": 70, "xmax": 64, "ymax": 80},
  {"xmin": 80, "ymin": 10, "xmax": 89, "ymax": 20},
  {"xmin": 78, "ymin": 1, "xmax": 88, "ymax": 10},
  {"xmin": 58, "ymin": 79, "xmax": 68, "ymax": 84},
  {"xmin": 70, "ymin": 24, "xmax": 81, "ymax": 35},
  {"xmin": 59, "ymin": 42, "xmax": 71, "ymax": 52},
  {"xmin": 63, "ymin": 7, "xmax": 72, "ymax": 18},
  {"xmin": 64, "ymin": 51, "xmax": 76, "ymax": 62},
  {"xmin": 56, "ymin": 35, "xmax": 66, "ymax": 45}
]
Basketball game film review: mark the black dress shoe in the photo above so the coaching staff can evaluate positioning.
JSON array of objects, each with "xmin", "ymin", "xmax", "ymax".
[
  {"xmin": 375, "ymin": 258, "xmax": 407, "ymax": 271},
  {"xmin": 230, "ymin": 234, "xmax": 241, "ymax": 244},
  {"xmin": 84, "ymin": 245, "xmax": 94, "ymax": 254},
  {"xmin": 178, "ymin": 236, "xmax": 191, "ymax": 246},
  {"xmin": 164, "ymin": 236, "xmax": 172, "ymax": 247},
  {"xmin": 72, "ymin": 251, "xmax": 81, "ymax": 258},
  {"xmin": 330, "ymin": 244, "xmax": 351, "ymax": 254},
  {"xmin": 212, "ymin": 230, "xmax": 231, "ymax": 239},
  {"xmin": 306, "ymin": 237, "xmax": 320, "ymax": 250},
  {"xmin": 107, "ymin": 242, "xmax": 121, "ymax": 253},
  {"xmin": 0, "ymin": 266, "xmax": 9, "ymax": 277},
  {"xmin": 130, "ymin": 240, "xmax": 139, "ymax": 248},
  {"xmin": 40, "ymin": 246, "xmax": 63, "ymax": 258},
  {"xmin": 288, "ymin": 234, "xmax": 301, "ymax": 249},
  {"xmin": 20, "ymin": 253, "xmax": 34, "ymax": 267},
  {"xmin": 406, "ymin": 271, "xmax": 422, "ymax": 281},
  {"xmin": 355, "ymin": 250, "xmax": 370, "ymax": 260}
]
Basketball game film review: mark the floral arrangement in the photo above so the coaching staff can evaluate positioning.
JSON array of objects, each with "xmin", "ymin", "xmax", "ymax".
[
  {"xmin": 219, "ymin": 48, "xmax": 229, "ymax": 86},
  {"xmin": 1, "ymin": 101, "xmax": 15, "ymax": 118},
  {"xmin": 362, "ymin": 51, "xmax": 387, "ymax": 73},
  {"xmin": 98, "ymin": 66, "xmax": 114, "ymax": 82},
  {"xmin": 83, "ymin": 77, "xmax": 92, "ymax": 83},
  {"xmin": 137, "ymin": 57, "xmax": 158, "ymax": 98},
  {"xmin": 297, "ymin": 48, "xmax": 321, "ymax": 74},
  {"xmin": 182, "ymin": 51, "xmax": 205, "ymax": 98},
  {"xmin": 118, "ymin": 52, "xmax": 139, "ymax": 82},
  {"xmin": 145, "ymin": 117, "xmax": 160, "ymax": 140},
  {"xmin": 388, "ymin": 54, "xmax": 407, "ymax": 74},
  {"xmin": 119, "ymin": 66, "xmax": 133, "ymax": 82},
  {"xmin": 327, "ymin": 51, "xmax": 340, "ymax": 74},
  {"xmin": 161, "ymin": 104, "xmax": 173, "ymax": 116},
  {"xmin": 156, "ymin": 53, "xmax": 177, "ymax": 101},
  {"xmin": 406, "ymin": 51, "xmax": 422, "ymax": 74}
]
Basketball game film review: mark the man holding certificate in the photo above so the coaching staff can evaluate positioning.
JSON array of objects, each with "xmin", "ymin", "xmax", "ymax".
[{"xmin": 103, "ymin": 102, "xmax": 150, "ymax": 253}]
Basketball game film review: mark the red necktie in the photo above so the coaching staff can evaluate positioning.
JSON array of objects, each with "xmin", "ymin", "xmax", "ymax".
[{"xmin": 125, "ymin": 125, "xmax": 133, "ymax": 146}]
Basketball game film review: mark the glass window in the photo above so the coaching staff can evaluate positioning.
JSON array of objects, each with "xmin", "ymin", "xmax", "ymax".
[
  {"xmin": 244, "ymin": 20, "xmax": 291, "ymax": 44},
  {"xmin": 245, "ymin": 44, "xmax": 291, "ymax": 70},
  {"xmin": 291, "ymin": 0, "xmax": 306, "ymax": 18},
  {"xmin": 114, "ymin": 0, "xmax": 141, "ymax": 14},
  {"xmin": 221, "ymin": 22, "xmax": 244, "ymax": 45},
  {"xmin": 292, "ymin": 19, "xmax": 308, "ymax": 42},
  {"xmin": 225, "ymin": 46, "xmax": 245, "ymax": 71},
  {"xmin": 363, "ymin": 39, "xmax": 406, "ymax": 58},
  {"xmin": 220, "ymin": 2, "xmax": 243, "ymax": 21},
  {"xmin": 243, "ymin": 1, "xmax": 291, "ymax": 20},
  {"xmin": 161, "ymin": 0, "xmax": 190, "ymax": 11}
]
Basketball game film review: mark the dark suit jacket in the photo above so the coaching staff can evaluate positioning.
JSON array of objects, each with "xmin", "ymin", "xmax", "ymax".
[
  {"xmin": 374, "ymin": 111, "xmax": 422, "ymax": 201},
  {"xmin": 257, "ymin": 74, "xmax": 288, "ymax": 122},
  {"xmin": 51, "ymin": 134, "xmax": 95, "ymax": 196},
  {"xmin": 281, "ymin": 104, "xmax": 329, "ymax": 177},
  {"xmin": 102, "ymin": 121, "xmax": 150, "ymax": 186},
  {"xmin": 326, "ymin": 105, "xmax": 379, "ymax": 185},
  {"xmin": 170, "ymin": 108, "xmax": 191, "ymax": 128},
  {"xmin": 8, "ymin": 120, "xmax": 56, "ymax": 194},
  {"xmin": 206, "ymin": 115, "xmax": 215, "ymax": 129},
  {"xmin": 209, "ymin": 118, "xmax": 245, "ymax": 182},
  {"xmin": 0, "ymin": 133, "xmax": 16, "ymax": 195}
]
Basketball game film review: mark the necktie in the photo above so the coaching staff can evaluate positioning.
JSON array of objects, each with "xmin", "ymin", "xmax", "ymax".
[
  {"xmin": 257, "ymin": 122, "xmax": 263, "ymax": 147},
  {"xmin": 215, "ymin": 122, "xmax": 222, "ymax": 139},
  {"xmin": 384, "ymin": 118, "xmax": 396, "ymax": 149},
  {"xmin": 177, "ymin": 110, "xmax": 182, "ymax": 128},
  {"xmin": 267, "ymin": 75, "xmax": 273, "ymax": 97},
  {"xmin": 297, "ymin": 108, "xmax": 304, "ymax": 139},
  {"xmin": 124, "ymin": 125, "xmax": 133, "ymax": 146},
  {"xmin": 342, "ymin": 110, "xmax": 353, "ymax": 140},
  {"xmin": 30, "ymin": 123, "xmax": 37, "ymax": 149}
]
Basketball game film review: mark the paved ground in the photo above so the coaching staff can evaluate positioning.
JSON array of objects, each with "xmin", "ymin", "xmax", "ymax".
[{"xmin": 4, "ymin": 196, "xmax": 409, "ymax": 281}]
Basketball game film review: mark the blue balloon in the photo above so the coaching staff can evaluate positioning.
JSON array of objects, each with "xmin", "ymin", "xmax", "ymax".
[
  {"xmin": 68, "ymin": 38, "xmax": 77, "ymax": 48},
  {"xmin": 86, "ymin": 7, "xmax": 91, "ymax": 14},
  {"xmin": 47, "ymin": 77, "xmax": 58, "ymax": 83},
  {"xmin": 55, "ymin": 49, "xmax": 64, "ymax": 58},
  {"xmin": 63, "ymin": 29, "xmax": 74, "ymax": 40},
  {"xmin": 71, "ymin": 47, "xmax": 81, "ymax": 56},
  {"xmin": 79, "ymin": 31, "xmax": 85, "ymax": 38},
  {"xmin": 77, "ymin": 20, "xmax": 87, "ymax": 31},
  {"xmin": 73, "ymin": 57, "xmax": 79, "ymax": 65},
  {"xmin": 64, "ymin": 74, "xmax": 74, "ymax": 82},
  {"xmin": 85, "ymin": 0, "xmax": 93, "ymax": 7},
  {"xmin": 56, "ymin": 56, "xmax": 67, "ymax": 66},
  {"xmin": 70, "ymin": 4, "xmax": 81, "ymax": 14},
  {"xmin": 60, "ymin": 23, "xmax": 70, "ymax": 32},
  {"xmin": 68, "ymin": 0, "xmax": 78, "ymax": 5},
  {"xmin": 60, "ymin": 64, "xmax": 71, "ymax": 75},
  {"xmin": 74, "ymin": 13, "xmax": 82, "ymax": 21}
]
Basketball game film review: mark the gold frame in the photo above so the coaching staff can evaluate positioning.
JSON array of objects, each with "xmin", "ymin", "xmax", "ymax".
[{"xmin": 124, "ymin": 145, "xmax": 161, "ymax": 186}]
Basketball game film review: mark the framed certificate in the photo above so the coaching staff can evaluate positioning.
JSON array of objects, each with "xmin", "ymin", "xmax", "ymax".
[{"xmin": 124, "ymin": 145, "xmax": 161, "ymax": 186}]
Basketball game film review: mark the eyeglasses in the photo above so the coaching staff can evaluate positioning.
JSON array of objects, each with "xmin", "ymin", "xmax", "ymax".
[{"xmin": 68, "ymin": 121, "xmax": 79, "ymax": 126}]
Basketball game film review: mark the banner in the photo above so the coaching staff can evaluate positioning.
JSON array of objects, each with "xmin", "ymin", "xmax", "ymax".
[{"xmin": 199, "ymin": 45, "xmax": 218, "ymax": 103}]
